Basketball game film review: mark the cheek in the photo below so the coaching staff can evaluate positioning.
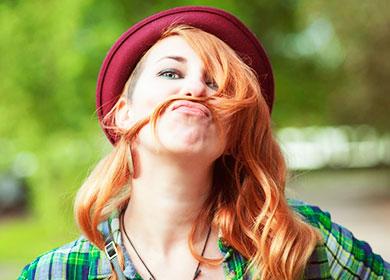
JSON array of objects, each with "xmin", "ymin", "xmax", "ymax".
[
  {"xmin": 130, "ymin": 94, "xmax": 163, "ymax": 121},
  {"xmin": 131, "ymin": 83, "xmax": 177, "ymax": 119}
]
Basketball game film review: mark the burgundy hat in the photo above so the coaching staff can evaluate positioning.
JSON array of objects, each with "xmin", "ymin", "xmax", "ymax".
[{"xmin": 96, "ymin": 6, "xmax": 274, "ymax": 144}]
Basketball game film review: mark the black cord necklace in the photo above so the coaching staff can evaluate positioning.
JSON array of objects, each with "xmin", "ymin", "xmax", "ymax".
[{"xmin": 120, "ymin": 213, "xmax": 211, "ymax": 280}]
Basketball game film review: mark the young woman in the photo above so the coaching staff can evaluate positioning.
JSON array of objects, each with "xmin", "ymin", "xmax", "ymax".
[{"xmin": 19, "ymin": 6, "xmax": 389, "ymax": 280}]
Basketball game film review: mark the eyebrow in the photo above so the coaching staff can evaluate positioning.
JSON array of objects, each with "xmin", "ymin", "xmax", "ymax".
[{"xmin": 156, "ymin": 56, "xmax": 187, "ymax": 63}]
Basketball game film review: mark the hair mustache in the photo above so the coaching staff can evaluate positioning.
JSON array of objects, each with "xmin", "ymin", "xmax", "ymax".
[
  {"xmin": 122, "ymin": 94, "xmax": 224, "ymax": 145},
  {"xmin": 151, "ymin": 94, "xmax": 217, "ymax": 118}
]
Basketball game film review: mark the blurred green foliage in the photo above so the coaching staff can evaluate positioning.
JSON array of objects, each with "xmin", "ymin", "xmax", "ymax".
[{"xmin": 0, "ymin": 0, "xmax": 389, "ymax": 276}]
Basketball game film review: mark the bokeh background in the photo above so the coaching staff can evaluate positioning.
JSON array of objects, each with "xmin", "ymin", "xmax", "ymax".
[{"xmin": 1, "ymin": 1, "xmax": 389, "ymax": 278}]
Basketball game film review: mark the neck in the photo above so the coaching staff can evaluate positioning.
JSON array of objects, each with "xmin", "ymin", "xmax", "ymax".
[{"xmin": 122, "ymin": 145, "xmax": 215, "ymax": 255}]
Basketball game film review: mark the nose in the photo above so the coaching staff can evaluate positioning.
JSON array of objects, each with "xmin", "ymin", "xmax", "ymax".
[{"xmin": 179, "ymin": 78, "xmax": 208, "ymax": 98}]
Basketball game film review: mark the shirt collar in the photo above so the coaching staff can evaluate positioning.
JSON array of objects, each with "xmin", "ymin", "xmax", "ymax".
[
  {"xmin": 91, "ymin": 207, "xmax": 332, "ymax": 280},
  {"xmin": 90, "ymin": 211, "xmax": 243, "ymax": 279}
]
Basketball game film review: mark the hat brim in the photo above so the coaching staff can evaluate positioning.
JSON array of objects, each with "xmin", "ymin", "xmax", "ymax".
[{"xmin": 96, "ymin": 6, "xmax": 274, "ymax": 144}]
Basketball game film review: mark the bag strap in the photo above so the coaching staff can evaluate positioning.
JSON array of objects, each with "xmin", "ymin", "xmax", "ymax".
[
  {"xmin": 104, "ymin": 236, "xmax": 127, "ymax": 280},
  {"xmin": 103, "ymin": 215, "xmax": 127, "ymax": 280}
]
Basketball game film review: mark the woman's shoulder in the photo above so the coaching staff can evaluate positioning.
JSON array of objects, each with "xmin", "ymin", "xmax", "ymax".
[
  {"xmin": 287, "ymin": 198, "xmax": 332, "ymax": 228},
  {"xmin": 18, "ymin": 236, "xmax": 112, "ymax": 280},
  {"xmin": 288, "ymin": 198, "xmax": 390, "ymax": 279}
]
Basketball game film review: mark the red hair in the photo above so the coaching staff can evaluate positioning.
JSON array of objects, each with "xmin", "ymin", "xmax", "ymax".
[{"xmin": 75, "ymin": 25, "xmax": 320, "ymax": 280}]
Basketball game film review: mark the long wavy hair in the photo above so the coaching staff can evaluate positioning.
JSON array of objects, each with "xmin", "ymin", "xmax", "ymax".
[{"xmin": 74, "ymin": 25, "xmax": 321, "ymax": 280}]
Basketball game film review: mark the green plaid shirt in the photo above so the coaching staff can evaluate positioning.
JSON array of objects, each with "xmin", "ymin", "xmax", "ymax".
[{"xmin": 19, "ymin": 199, "xmax": 390, "ymax": 279}]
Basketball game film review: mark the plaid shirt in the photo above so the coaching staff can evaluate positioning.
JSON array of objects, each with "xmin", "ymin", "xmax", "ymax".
[{"xmin": 19, "ymin": 199, "xmax": 390, "ymax": 279}]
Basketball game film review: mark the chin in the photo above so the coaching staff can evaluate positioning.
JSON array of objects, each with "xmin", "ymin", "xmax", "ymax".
[
  {"xmin": 162, "ymin": 138, "xmax": 208, "ymax": 154},
  {"xmin": 164, "ymin": 137, "xmax": 224, "ymax": 160}
]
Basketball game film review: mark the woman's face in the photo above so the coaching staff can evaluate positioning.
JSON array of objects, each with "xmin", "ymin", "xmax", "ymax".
[{"xmin": 120, "ymin": 35, "xmax": 225, "ymax": 161}]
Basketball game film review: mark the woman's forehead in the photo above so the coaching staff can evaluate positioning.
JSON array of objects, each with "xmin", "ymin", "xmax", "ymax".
[{"xmin": 144, "ymin": 36, "xmax": 203, "ymax": 66}]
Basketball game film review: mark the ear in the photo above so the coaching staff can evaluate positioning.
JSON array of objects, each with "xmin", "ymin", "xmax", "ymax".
[{"xmin": 115, "ymin": 97, "xmax": 133, "ymax": 130}]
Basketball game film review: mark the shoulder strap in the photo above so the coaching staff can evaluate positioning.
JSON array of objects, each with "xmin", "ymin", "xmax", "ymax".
[
  {"xmin": 103, "ymin": 216, "xmax": 127, "ymax": 280},
  {"xmin": 104, "ymin": 236, "xmax": 127, "ymax": 280}
]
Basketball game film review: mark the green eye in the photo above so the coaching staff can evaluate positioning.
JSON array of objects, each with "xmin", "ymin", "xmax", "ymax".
[{"xmin": 158, "ymin": 69, "xmax": 181, "ymax": 79}]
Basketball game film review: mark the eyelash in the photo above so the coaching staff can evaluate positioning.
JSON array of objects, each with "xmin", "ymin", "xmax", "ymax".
[
  {"xmin": 158, "ymin": 69, "xmax": 182, "ymax": 79},
  {"xmin": 157, "ymin": 69, "xmax": 218, "ymax": 90}
]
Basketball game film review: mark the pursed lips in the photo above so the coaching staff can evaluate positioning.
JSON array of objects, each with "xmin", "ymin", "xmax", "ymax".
[{"xmin": 171, "ymin": 101, "xmax": 210, "ymax": 117}]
